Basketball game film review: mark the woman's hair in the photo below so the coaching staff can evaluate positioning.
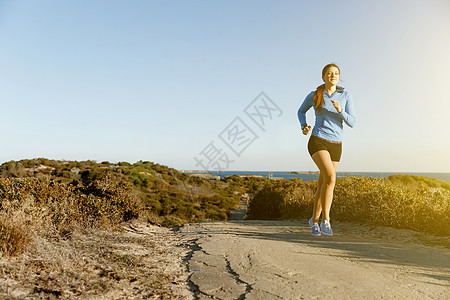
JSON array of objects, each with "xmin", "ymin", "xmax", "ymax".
[{"xmin": 313, "ymin": 63, "xmax": 340, "ymax": 112}]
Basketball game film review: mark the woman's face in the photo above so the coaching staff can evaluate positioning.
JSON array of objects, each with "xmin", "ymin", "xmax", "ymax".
[{"xmin": 323, "ymin": 66, "xmax": 340, "ymax": 86}]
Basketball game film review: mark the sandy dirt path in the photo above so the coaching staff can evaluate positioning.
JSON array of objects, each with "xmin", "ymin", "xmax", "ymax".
[{"xmin": 179, "ymin": 220, "xmax": 449, "ymax": 299}]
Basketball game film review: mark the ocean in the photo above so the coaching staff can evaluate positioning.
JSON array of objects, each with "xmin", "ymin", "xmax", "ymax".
[{"xmin": 205, "ymin": 171, "xmax": 450, "ymax": 182}]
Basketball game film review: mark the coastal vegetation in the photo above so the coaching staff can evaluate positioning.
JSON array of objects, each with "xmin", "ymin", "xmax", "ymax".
[
  {"xmin": 0, "ymin": 159, "xmax": 254, "ymax": 257},
  {"xmin": 386, "ymin": 174, "xmax": 450, "ymax": 191},
  {"xmin": 246, "ymin": 175, "xmax": 450, "ymax": 237},
  {"xmin": 1, "ymin": 159, "xmax": 449, "ymax": 258}
]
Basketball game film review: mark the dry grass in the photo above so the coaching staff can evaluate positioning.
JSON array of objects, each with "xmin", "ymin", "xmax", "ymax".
[
  {"xmin": 0, "ymin": 212, "xmax": 33, "ymax": 257},
  {"xmin": 0, "ymin": 176, "xmax": 140, "ymax": 257},
  {"xmin": 0, "ymin": 221, "xmax": 192, "ymax": 299},
  {"xmin": 0, "ymin": 172, "xmax": 197, "ymax": 298}
]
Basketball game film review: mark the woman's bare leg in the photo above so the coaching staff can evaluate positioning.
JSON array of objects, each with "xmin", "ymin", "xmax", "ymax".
[
  {"xmin": 311, "ymin": 150, "xmax": 339, "ymax": 222},
  {"xmin": 312, "ymin": 174, "xmax": 323, "ymax": 223}
]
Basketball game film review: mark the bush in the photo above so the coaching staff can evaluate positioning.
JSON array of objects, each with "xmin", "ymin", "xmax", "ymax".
[
  {"xmin": 74, "ymin": 175, "xmax": 140, "ymax": 223},
  {"xmin": 0, "ymin": 175, "xmax": 141, "ymax": 256},
  {"xmin": 247, "ymin": 176, "xmax": 450, "ymax": 236},
  {"xmin": 386, "ymin": 174, "xmax": 450, "ymax": 191},
  {"xmin": 333, "ymin": 176, "xmax": 450, "ymax": 235},
  {"xmin": 0, "ymin": 206, "xmax": 33, "ymax": 256},
  {"xmin": 246, "ymin": 184, "xmax": 283, "ymax": 220}
]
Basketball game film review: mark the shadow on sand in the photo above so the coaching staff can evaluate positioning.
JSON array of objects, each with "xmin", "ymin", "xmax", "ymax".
[{"xmin": 197, "ymin": 218, "xmax": 450, "ymax": 284}]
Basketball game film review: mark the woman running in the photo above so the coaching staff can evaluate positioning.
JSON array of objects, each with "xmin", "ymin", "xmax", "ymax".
[{"xmin": 298, "ymin": 63, "xmax": 355, "ymax": 236}]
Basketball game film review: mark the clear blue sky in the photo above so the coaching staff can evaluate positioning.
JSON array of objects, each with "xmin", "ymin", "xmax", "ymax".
[{"xmin": 1, "ymin": 0, "xmax": 449, "ymax": 172}]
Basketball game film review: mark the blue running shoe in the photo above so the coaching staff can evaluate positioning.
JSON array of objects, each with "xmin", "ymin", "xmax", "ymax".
[
  {"xmin": 320, "ymin": 220, "xmax": 333, "ymax": 236},
  {"xmin": 309, "ymin": 218, "xmax": 321, "ymax": 236}
]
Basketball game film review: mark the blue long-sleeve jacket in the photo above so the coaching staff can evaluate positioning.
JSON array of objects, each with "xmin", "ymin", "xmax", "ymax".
[{"xmin": 298, "ymin": 86, "xmax": 355, "ymax": 142}]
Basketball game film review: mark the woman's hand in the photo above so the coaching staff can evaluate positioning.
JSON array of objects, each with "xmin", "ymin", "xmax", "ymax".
[
  {"xmin": 331, "ymin": 100, "xmax": 342, "ymax": 113},
  {"xmin": 302, "ymin": 125, "xmax": 311, "ymax": 135}
]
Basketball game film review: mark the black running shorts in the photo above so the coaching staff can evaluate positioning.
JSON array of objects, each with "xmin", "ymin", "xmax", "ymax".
[{"xmin": 308, "ymin": 135, "xmax": 342, "ymax": 162}]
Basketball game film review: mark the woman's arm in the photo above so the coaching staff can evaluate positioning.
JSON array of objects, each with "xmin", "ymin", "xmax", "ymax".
[
  {"xmin": 338, "ymin": 93, "xmax": 355, "ymax": 128},
  {"xmin": 298, "ymin": 92, "xmax": 314, "ymax": 127}
]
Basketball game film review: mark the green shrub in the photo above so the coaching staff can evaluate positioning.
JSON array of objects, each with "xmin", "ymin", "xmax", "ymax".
[
  {"xmin": 246, "ymin": 184, "xmax": 283, "ymax": 220},
  {"xmin": 386, "ymin": 174, "xmax": 450, "ymax": 191},
  {"xmin": 75, "ymin": 175, "xmax": 140, "ymax": 223},
  {"xmin": 333, "ymin": 177, "xmax": 450, "ymax": 235},
  {"xmin": 247, "ymin": 176, "xmax": 450, "ymax": 236}
]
